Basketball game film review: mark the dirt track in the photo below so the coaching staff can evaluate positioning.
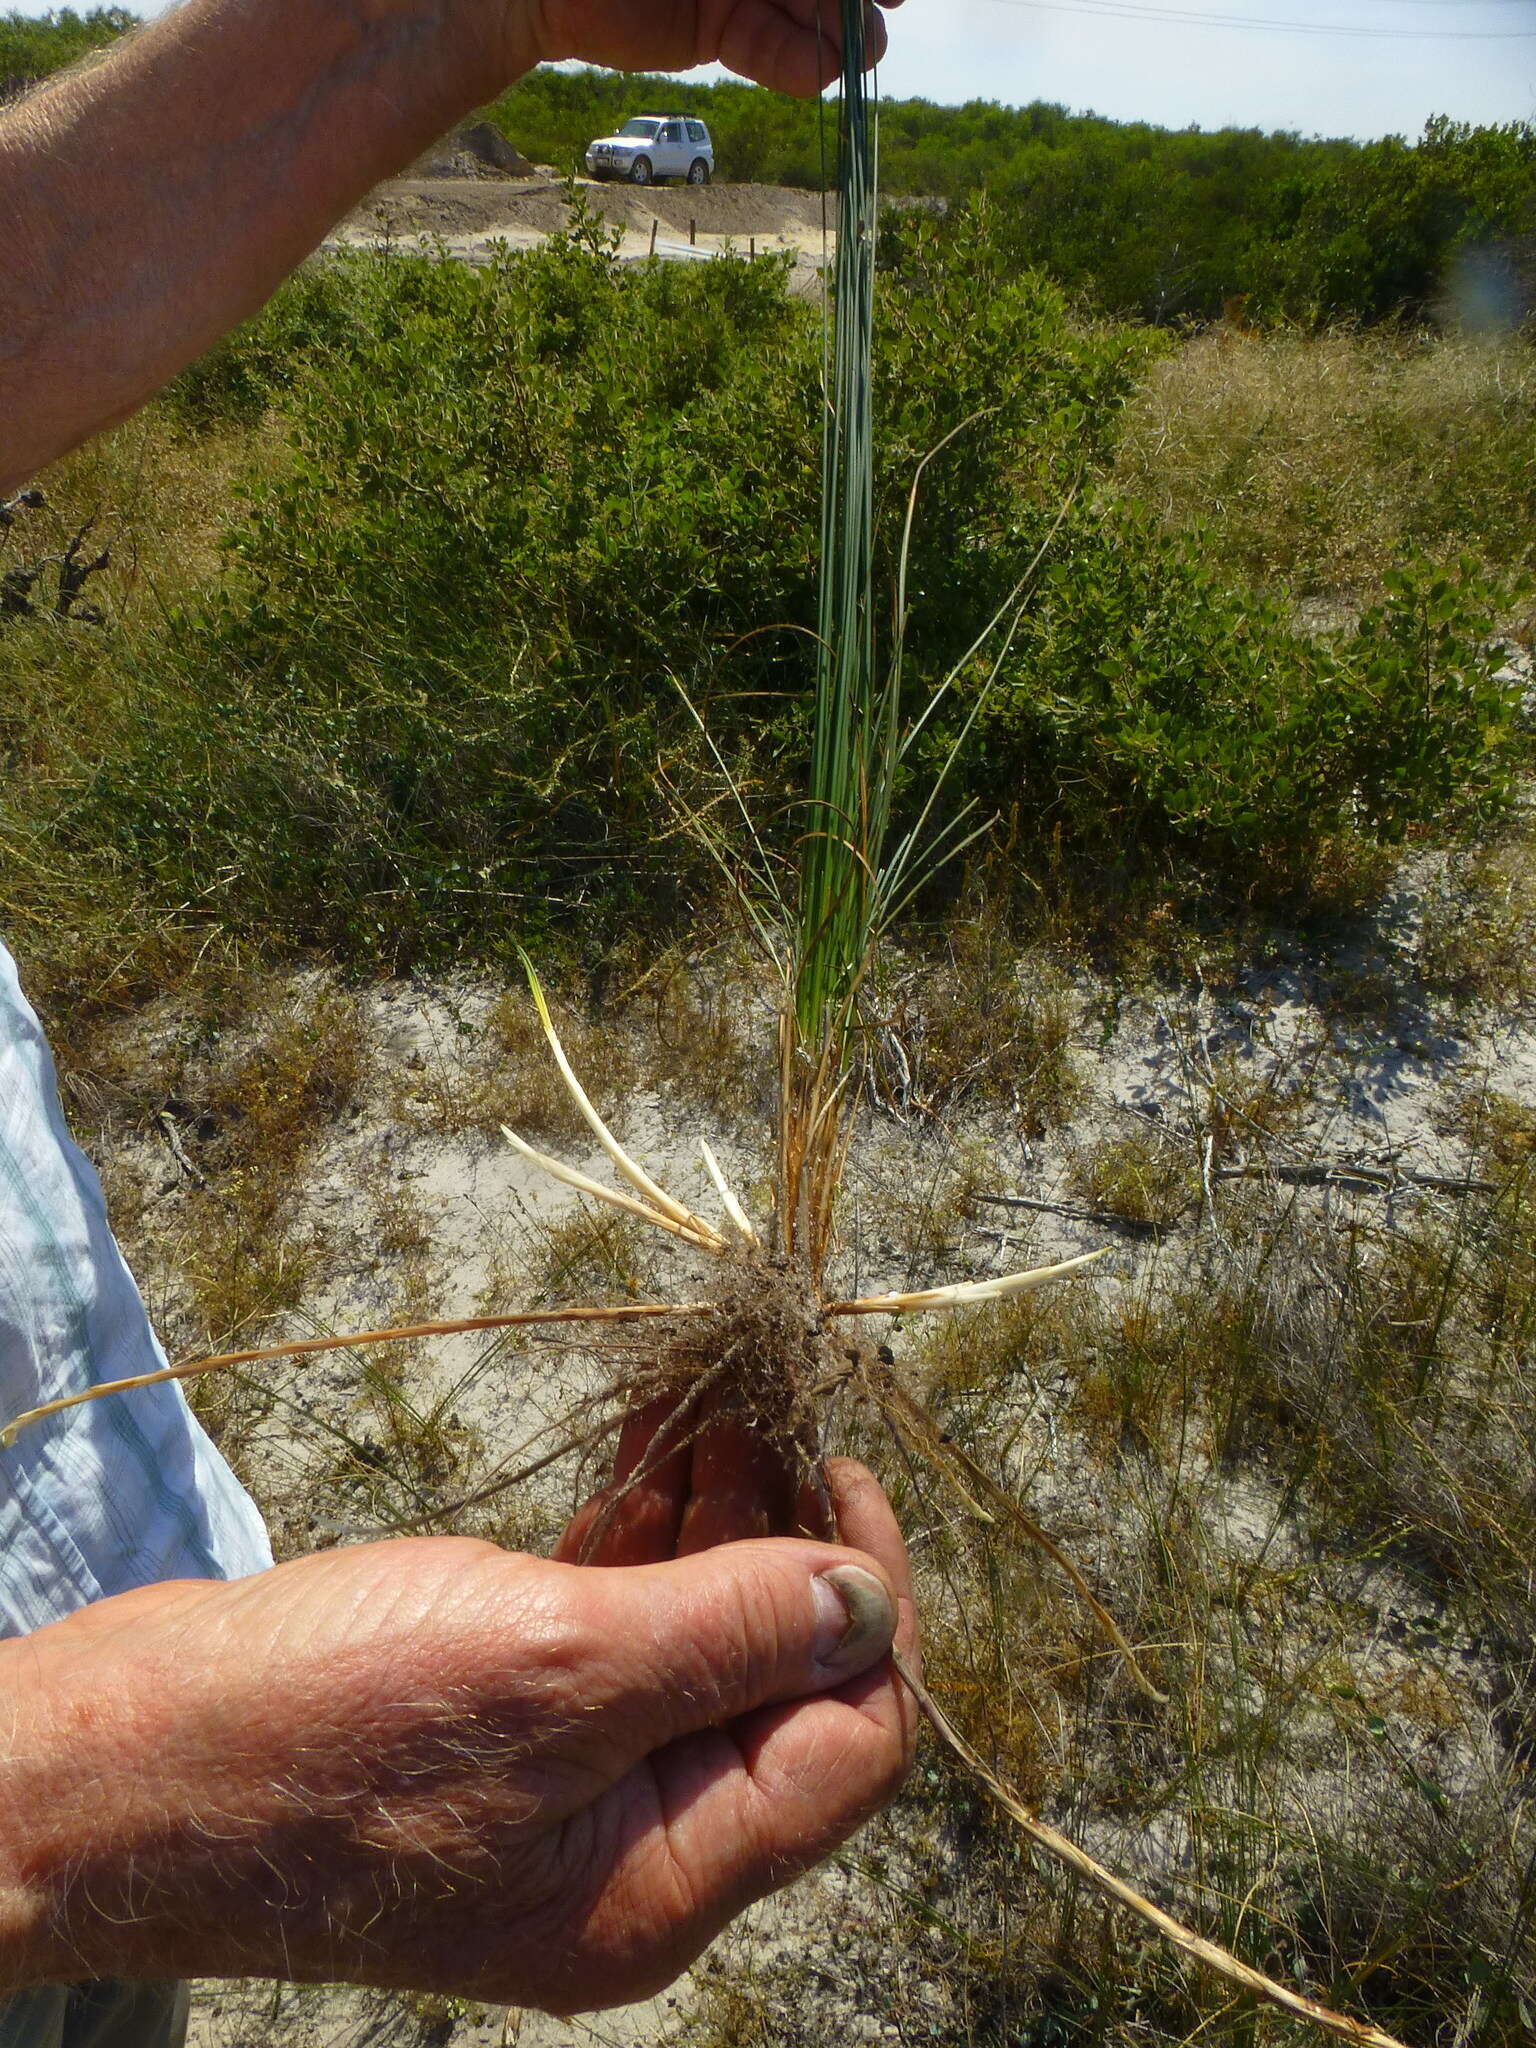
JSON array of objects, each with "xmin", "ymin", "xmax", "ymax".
[{"xmin": 326, "ymin": 176, "xmax": 835, "ymax": 275}]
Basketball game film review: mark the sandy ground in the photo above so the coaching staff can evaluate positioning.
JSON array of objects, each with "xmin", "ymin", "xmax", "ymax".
[
  {"xmin": 323, "ymin": 177, "xmax": 836, "ymax": 281},
  {"xmin": 76, "ymin": 832, "xmax": 1530, "ymax": 2045}
]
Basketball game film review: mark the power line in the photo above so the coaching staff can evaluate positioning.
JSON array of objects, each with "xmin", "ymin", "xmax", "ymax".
[{"xmin": 974, "ymin": 0, "xmax": 1536, "ymax": 35}]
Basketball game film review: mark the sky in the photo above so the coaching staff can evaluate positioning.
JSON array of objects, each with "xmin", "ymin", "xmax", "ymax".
[
  {"xmin": 17, "ymin": 0, "xmax": 1536, "ymax": 141},
  {"xmin": 866, "ymin": 0, "xmax": 1536, "ymax": 140}
]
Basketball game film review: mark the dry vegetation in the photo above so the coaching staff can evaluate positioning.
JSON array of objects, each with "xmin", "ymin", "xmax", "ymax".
[
  {"xmin": 69, "ymin": 878, "xmax": 1536, "ymax": 2048},
  {"xmin": 1114, "ymin": 328, "xmax": 1536, "ymax": 604}
]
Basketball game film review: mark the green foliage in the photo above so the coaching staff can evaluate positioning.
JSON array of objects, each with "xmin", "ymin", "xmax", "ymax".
[
  {"xmin": 92, "ymin": 206, "xmax": 1151, "ymax": 967},
  {"xmin": 159, "ymin": 261, "xmax": 382, "ymax": 432},
  {"xmin": 0, "ymin": 6, "xmax": 134, "ymax": 87},
  {"xmin": 984, "ymin": 111, "xmax": 1536, "ymax": 328},
  {"xmin": 488, "ymin": 68, "xmax": 1536, "ymax": 328},
  {"xmin": 103, "ymin": 232, "xmax": 824, "ymax": 963},
  {"xmin": 7, "ymin": 210, "xmax": 1522, "ymax": 1002},
  {"xmin": 966, "ymin": 523, "xmax": 1519, "ymax": 882},
  {"xmin": 1257, "ymin": 116, "xmax": 1536, "ymax": 327},
  {"xmin": 798, "ymin": 1, "xmax": 881, "ymax": 1057}
]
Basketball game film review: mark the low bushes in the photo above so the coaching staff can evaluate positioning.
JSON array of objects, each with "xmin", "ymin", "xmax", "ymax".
[
  {"xmin": 965, "ymin": 537, "xmax": 1518, "ymax": 889},
  {"xmin": 7, "ymin": 206, "xmax": 1525, "ymax": 996}
]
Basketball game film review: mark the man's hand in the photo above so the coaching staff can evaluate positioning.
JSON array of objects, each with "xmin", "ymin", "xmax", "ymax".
[
  {"xmin": 524, "ymin": 0, "xmax": 901, "ymax": 101},
  {"xmin": 1, "ymin": 0, "xmax": 903, "ymax": 490},
  {"xmin": 0, "ymin": 1445, "xmax": 916, "ymax": 2014}
]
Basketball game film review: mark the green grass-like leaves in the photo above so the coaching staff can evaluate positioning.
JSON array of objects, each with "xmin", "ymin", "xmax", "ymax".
[{"xmin": 795, "ymin": 0, "xmax": 884, "ymax": 1062}]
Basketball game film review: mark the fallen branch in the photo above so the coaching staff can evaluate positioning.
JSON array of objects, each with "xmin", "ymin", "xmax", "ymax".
[
  {"xmin": 1213, "ymin": 1162, "xmax": 1494, "ymax": 1196},
  {"xmin": 156, "ymin": 1110, "xmax": 207, "ymax": 1187}
]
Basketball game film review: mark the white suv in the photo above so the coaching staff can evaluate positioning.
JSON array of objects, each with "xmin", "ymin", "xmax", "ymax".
[{"xmin": 585, "ymin": 115, "xmax": 714, "ymax": 187}]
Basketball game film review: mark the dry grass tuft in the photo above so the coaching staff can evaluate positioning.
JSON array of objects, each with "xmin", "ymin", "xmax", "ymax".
[
  {"xmin": 851, "ymin": 1165, "xmax": 1536, "ymax": 2046},
  {"xmin": 1418, "ymin": 827, "xmax": 1536, "ymax": 1009},
  {"xmin": 1114, "ymin": 327, "xmax": 1536, "ymax": 602},
  {"xmin": 530, "ymin": 1206, "xmax": 654, "ymax": 1305},
  {"xmin": 87, "ymin": 977, "xmax": 371, "ymax": 1363},
  {"xmin": 0, "ymin": 407, "xmax": 283, "ymax": 1056},
  {"xmin": 1068, "ymin": 1126, "xmax": 1197, "ymax": 1229},
  {"xmin": 635, "ymin": 944, "xmax": 779, "ymax": 1125},
  {"xmin": 393, "ymin": 983, "xmax": 637, "ymax": 1143},
  {"xmin": 864, "ymin": 911, "xmax": 1080, "ymax": 1137}
]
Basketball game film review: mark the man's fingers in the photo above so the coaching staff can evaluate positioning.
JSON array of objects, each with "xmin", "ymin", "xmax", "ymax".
[
  {"xmin": 675, "ymin": 1391, "xmax": 800, "ymax": 1553},
  {"xmin": 825, "ymin": 1456, "xmax": 920, "ymax": 1674},
  {"xmin": 718, "ymin": 0, "xmax": 893, "ymax": 98},
  {"xmin": 632, "ymin": 1474, "xmax": 919, "ymax": 1953},
  {"xmin": 559, "ymin": 1393, "xmax": 821, "ymax": 1564},
  {"xmin": 572, "ymin": 1651, "xmax": 914, "ymax": 2008},
  {"xmin": 565, "ymin": 1535, "xmax": 900, "ymax": 1766},
  {"xmin": 553, "ymin": 1398, "xmax": 690, "ymax": 1566}
]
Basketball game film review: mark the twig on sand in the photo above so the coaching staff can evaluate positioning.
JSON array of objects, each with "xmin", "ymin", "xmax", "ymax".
[
  {"xmin": 894, "ymin": 1650, "xmax": 1410, "ymax": 2048},
  {"xmin": 1212, "ymin": 1161, "xmax": 1495, "ymax": 1196},
  {"xmin": 156, "ymin": 1109, "xmax": 207, "ymax": 1187}
]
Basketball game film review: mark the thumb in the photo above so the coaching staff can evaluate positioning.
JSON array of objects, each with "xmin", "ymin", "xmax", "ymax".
[{"xmin": 568, "ymin": 1539, "xmax": 902, "ymax": 1764}]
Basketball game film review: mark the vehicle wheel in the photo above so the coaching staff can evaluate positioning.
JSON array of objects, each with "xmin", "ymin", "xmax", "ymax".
[
  {"xmin": 688, "ymin": 158, "xmax": 710, "ymax": 186},
  {"xmin": 629, "ymin": 156, "xmax": 653, "ymax": 186}
]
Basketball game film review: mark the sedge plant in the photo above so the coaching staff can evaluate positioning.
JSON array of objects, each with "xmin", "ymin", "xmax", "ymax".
[{"xmin": 2, "ymin": 11, "xmax": 1417, "ymax": 2045}]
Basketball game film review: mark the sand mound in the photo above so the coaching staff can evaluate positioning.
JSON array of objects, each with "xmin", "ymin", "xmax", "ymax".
[
  {"xmin": 346, "ymin": 177, "xmax": 833, "ymax": 251},
  {"xmin": 585, "ymin": 183, "xmax": 831, "ymax": 240},
  {"xmin": 407, "ymin": 121, "xmax": 536, "ymax": 181}
]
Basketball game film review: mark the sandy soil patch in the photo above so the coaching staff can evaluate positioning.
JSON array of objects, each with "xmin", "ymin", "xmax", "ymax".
[
  {"xmin": 324, "ymin": 177, "xmax": 835, "ymax": 280},
  {"xmin": 81, "ymin": 895, "xmax": 1536, "ymax": 2048}
]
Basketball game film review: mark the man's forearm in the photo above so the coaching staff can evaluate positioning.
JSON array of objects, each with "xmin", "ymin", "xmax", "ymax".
[{"xmin": 0, "ymin": 0, "xmax": 531, "ymax": 492}]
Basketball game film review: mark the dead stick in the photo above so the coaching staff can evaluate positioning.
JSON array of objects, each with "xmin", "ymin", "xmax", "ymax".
[
  {"xmin": 892, "ymin": 1651, "xmax": 1409, "ymax": 2048},
  {"xmin": 156, "ymin": 1110, "xmax": 206, "ymax": 1187},
  {"xmin": 972, "ymin": 1190, "xmax": 1178, "ymax": 1234},
  {"xmin": 1213, "ymin": 1164, "xmax": 1495, "ymax": 1196},
  {"xmin": 973, "ymin": 1190, "xmax": 1111, "ymax": 1222}
]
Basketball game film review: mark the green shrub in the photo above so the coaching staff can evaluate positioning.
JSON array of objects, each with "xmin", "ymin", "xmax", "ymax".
[
  {"xmin": 81, "ymin": 211, "xmax": 1146, "ymax": 962},
  {"xmin": 159, "ymin": 261, "xmax": 381, "ymax": 433},
  {"xmin": 13, "ymin": 209, "xmax": 1523, "ymax": 991},
  {"xmin": 0, "ymin": 7, "xmax": 134, "ymax": 86},
  {"xmin": 961, "ymin": 529, "xmax": 1520, "ymax": 885}
]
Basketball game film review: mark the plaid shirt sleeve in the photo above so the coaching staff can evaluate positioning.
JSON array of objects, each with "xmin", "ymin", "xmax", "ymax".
[{"xmin": 0, "ymin": 940, "xmax": 271, "ymax": 1639}]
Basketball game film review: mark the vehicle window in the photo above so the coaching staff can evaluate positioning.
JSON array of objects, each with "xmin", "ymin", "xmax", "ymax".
[
  {"xmin": 687, "ymin": 121, "xmax": 707, "ymax": 144},
  {"xmin": 662, "ymin": 122, "xmax": 683, "ymax": 142},
  {"xmin": 619, "ymin": 119, "xmax": 660, "ymax": 138}
]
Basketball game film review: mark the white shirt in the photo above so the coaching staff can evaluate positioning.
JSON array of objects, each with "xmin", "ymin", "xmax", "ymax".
[{"xmin": 0, "ymin": 939, "xmax": 271, "ymax": 1639}]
